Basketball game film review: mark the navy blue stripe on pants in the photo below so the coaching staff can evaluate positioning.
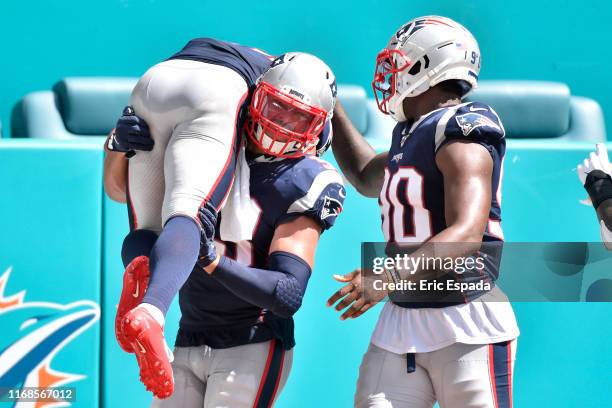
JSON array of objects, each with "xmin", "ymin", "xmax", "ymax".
[
  {"xmin": 489, "ymin": 340, "xmax": 513, "ymax": 408},
  {"xmin": 253, "ymin": 339, "xmax": 285, "ymax": 408}
]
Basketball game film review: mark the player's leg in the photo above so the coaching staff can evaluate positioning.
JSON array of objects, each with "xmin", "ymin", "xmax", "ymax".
[
  {"xmin": 139, "ymin": 61, "xmax": 247, "ymax": 318},
  {"xmin": 150, "ymin": 347, "xmax": 208, "ymax": 408},
  {"xmin": 203, "ymin": 340, "xmax": 293, "ymax": 408},
  {"xmin": 427, "ymin": 340, "xmax": 517, "ymax": 408},
  {"xmin": 121, "ymin": 61, "xmax": 248, "ymax": 398},
  {"xmin": 354, "ymin": 343, "xmax": 435, "ymax": 408},
  {"xmin": 114, "ymin": 64, "xmax": 177, "ymax": 352}
]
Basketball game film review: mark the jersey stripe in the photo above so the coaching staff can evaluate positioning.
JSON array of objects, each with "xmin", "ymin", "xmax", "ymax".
[
  {"xmin": 286, "ymin": 169, "xmax": 344, "ymax": 214},
  {"xmin": 434, "ymin": 102, "xmax": 469, "ymax": 152}
]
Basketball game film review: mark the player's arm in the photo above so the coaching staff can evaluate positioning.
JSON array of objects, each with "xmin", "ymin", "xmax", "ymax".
[
  {"xmin": 433, "ymin": 139, "xmax": 492, "ymax": 243},
  {"xmin": 202, "ymin": 216, "xmax": 321, "ymax": 318},
  {"xmin": 331, "ymin": 101, "xmax": 387, "ymax": 198},
  {"xmin": 393, "ymin": 139, "xmax": 494, "ymax": 280},
  {"xmin": 200, "ymin": 171, "xmax": 345, "ymax": 318},
  {"xmin": 103, "ymin": 106, "xmax": 155, "ymax": 203},
  {"xmin": 103, "ymin": 129, "xmax": 128, "ymax": 203}
]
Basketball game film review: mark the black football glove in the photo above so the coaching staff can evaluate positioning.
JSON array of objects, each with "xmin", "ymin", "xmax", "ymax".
[
  {"xmin": 107, "ymin": 106, "xmax": 154, "ymax": 158},
  {"xmin": 197, "ymin": 202, "xmax": 219, "ymax": 268}
]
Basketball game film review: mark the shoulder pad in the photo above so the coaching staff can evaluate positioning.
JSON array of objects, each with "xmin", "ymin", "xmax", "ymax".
[
  {"xmin": 284, "ymin": 157, "xmax": 345, "ymax": 231},
  {"xmin": 435, "ymin": 102, "xmax": 505, "ymax": 151}
]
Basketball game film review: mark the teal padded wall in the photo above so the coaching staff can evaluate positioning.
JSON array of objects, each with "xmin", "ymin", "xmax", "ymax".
[
  {"xmin": 101, "ymin": 195, "xmax": 182, "ymax": 407},
  {"xmin": 97, "ymin": 143, "xmax": 612, "ymax": 407},
  {"xmin": 1, "ymin": 0, "xmax": 610, "ymax": 138},
  {"xmin": 1, "ymin": 138, "xmax": 611, "ymax": 406},
  {"xmin": 0, "ymin": 140, "xmax": 102, "ymax": 407}
]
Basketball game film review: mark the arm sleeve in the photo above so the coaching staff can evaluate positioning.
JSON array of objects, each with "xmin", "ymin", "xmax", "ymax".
[{"xmin": 212, "ymin": 251, "xmax": 312, "ymax": 318}]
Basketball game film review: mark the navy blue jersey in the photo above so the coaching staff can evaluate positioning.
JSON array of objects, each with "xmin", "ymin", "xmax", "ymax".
[
  {"xmin": 176, "ymin": 153, "xmax": 345, "ymax": 350},
  {"xmin": 168, "ymin": 37, "xmax": 274, "ymax": 89},
  {"xmin": 381, "ymin": 102, "xmax": 506, "ymax": 306}
]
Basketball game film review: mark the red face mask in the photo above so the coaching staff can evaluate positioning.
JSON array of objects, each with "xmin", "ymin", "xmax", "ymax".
[
  {"xmin": 372, "ymin": 48, "xmax": 412, "ymax": 114},
  {"xmin": 246, "ymin": 82, "xmax": 327, "ymax": 158}
]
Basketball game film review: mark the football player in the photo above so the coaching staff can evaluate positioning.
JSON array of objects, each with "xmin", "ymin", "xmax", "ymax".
[
  {"xmin": 105, "ymin": 53, "xmax": 345, "ymax": 406},
  {"xmin": 577, "ymin": 143, "xmax": 612, "ymax": 249},
  {"xmin": 104, "ymin": 37, "xmax": 274, "ymax": 398},
  {"xmin": 326, "ymin": 16, "xmax": 519, "ymax": 408}
]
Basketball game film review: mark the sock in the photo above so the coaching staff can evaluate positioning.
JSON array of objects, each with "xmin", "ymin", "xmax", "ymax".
[
  {"xmin": 121, "ymin": 229, "xmax": 159, "ymax": 267},
  {"xmin": 136, "ymin": 303, "xmax": 165, "ymax": 326},
  {"xmin": 134, "ymin": 303, "xmax": 173, "ymax": 362},
  {"xmin": 141, "ymin": 215, "xmax": 200, "ymax": 316}
]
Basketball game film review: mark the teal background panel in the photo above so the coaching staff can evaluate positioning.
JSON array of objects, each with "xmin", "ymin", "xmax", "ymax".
[
  {"xmin": 0, "ymin": 136, "xmax": 608, "ymax": 406},
  {"xmin": 0, "ymin": 139, "xmax": 102, "ymax": 407},
  {"xmin": 101, "ymin": 192, "xmax": 181, "ymax": 408}
]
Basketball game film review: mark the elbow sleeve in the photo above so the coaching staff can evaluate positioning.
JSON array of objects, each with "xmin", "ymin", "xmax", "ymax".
[
  {"xmin": 212, "ymin": 251, "xmax": 312, "ymax": 318},
  {"xmin": 268, "ymin": 251, "xmax": 312, "ymax": 318}
]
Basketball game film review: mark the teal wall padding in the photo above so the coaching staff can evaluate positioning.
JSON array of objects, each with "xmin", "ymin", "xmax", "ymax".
[
  {"xmin": 1, "ymin": 137, "xmax": 611, "ymax": 407},
  {"xmin": 0, "ymin": 139, "xmax": 102, "ymax": 407}
]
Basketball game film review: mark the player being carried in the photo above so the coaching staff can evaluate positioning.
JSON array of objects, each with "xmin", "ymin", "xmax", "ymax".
[
  {"xmin": 104, "ymin": 37, "xmax": 277, "ymax": 398},
  {"xmin": 105, "ymin": 52, "xmax": 345, "ymax": 406},
  {"xmin": 326, "ymin": 16, "xmax": 519, "ymax": 408}
]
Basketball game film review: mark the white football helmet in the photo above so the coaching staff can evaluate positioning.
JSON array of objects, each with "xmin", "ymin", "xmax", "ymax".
[
  {"xmin": 246, "ymin": 52, "xmax": 337, "ymax": 158},
  {"xmin": 372, "ymin": 16, "xmax": 481, "ymax": 122}
]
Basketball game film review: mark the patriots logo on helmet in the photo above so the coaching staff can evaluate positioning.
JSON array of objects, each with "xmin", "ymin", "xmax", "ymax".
[
  {"xmin": 455, "ymin": 112, "xmax": 501, "ymax": 136},
  {"xmin": 329, "ymin": 79, "xmax": 337, "ymax": 98},
  {"xmin": 396, "ymin": 17, "xmax": 454, "ymax": 39},
  {"xmin": 270, "ymin": 54, "xmax": 287, "ymax": 68},
  {"xmin": 321, "ymin": 195, "xmax": 344, "ymax": 220}
]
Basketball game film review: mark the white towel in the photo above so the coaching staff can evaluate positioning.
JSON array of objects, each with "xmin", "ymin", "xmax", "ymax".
[{"xmin": 219, "ymin": 144, "xmax": 259, "ymax": 242}]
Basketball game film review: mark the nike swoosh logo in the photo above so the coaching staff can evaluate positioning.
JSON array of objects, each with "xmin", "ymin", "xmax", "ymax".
[
  {"xmin": 469, "ymin": 106, "xmax": 488, "ymax": 112},
  {"xmin": 132, "ymin": 281, "xmax": 139, "ymax": 298},
  {"xmin": 135, "ymin": 339, "xmax": 146, "ymax": 354}
]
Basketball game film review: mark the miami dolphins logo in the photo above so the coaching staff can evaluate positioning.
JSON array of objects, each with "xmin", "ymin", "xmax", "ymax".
[{"xmin": 0, "ymin": 267, "xmax": 100, "ymax": 407}]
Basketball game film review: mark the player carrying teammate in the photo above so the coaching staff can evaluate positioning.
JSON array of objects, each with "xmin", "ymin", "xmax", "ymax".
[
  {"xmin": 104, "ymin": 37, "xmax": 275, "ymax": 398},
  {"xmin": 105, "ymin": 52, "xmax": 344, "ymax": 405},
  {"xmin": 326, "ymin": 16, "xmax": 519, "ymax": 407}
]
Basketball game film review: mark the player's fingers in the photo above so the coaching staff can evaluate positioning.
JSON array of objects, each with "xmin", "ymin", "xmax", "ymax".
[
  {"xmin": 334, "ymin": 290, "xmax": 359, "ymax": 311},
  {"xmin": 350, "ymin": 303, "xmax": 374, "ymax": 319},
  {"xmin": 577, "ymin": 164, "xmax": 586, "ymax": 183},
  {"xmin": 326, "ymin": 282, "xmax": 355, "ymax": 306},
  {"xmin": 596, "ymin": 143, "xmax": 609, "ymax": 163},
  {"xmin": 333, "ymin": 269, "xmax": 359, "ymax": 282},
  {"xmin": 340, "ymin": 298, "xmax": 366, "ymax": 320},
  {"xmin": 590, "ymin": 152, "xmax": 602, "ymax": 171}
]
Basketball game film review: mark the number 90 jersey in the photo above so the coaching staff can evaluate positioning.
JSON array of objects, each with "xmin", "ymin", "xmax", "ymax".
[{"xmin": 380, "ymin": 101, "xmax": 506, "ymax": 243}]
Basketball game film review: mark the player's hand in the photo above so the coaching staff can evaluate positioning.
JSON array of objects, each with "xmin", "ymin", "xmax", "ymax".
[
  {"xmin": 197, "ymin": 202, "xmax": 219, "ymax": 271},
  {"xmin": 326, "ymin": 269, "xmax": 387, "ymax": 320},
  {"xmin": 107, "ymin": 106, "xmax": 154, "ymax": 158},
  {"xmin": 577, "ymin": 143, "xmax": 612, "ymax": 186}
]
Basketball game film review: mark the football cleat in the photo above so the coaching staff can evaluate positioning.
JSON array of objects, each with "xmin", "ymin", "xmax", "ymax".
[
  {"xmin": 122, "ymin": 307, "xmax": 174, "ymax": 399},
  {"xmin": 115, "ymin": 256, "xmax": 150, "ymax": 352}
]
